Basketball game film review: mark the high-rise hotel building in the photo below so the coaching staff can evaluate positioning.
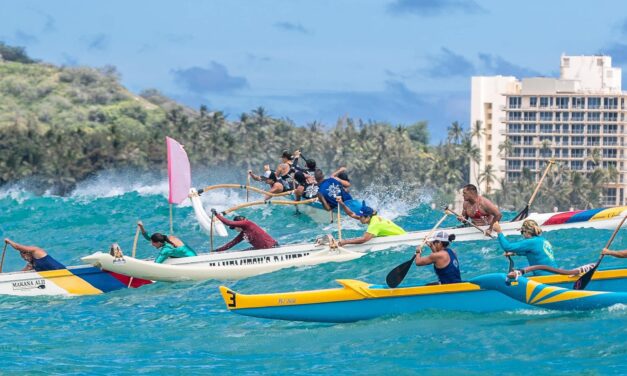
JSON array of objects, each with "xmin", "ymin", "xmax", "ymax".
[{"xmin": 470, "ymin": 55, "xmax": 625, "ymax": 206}]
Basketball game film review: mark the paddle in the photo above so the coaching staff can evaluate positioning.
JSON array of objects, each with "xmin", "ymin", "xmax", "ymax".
[
  {"xmin": 511, "ymin": 159, "xmax": 555, "ymax": 222},
  {"xmin": 445, "ymin": 208, "xmax": 496, "ymax": 239},
  {"xmin": 385, "ymin": 211, "xmax": 449, "ymax": 288},
  {"xmin": 0, "ymin": 242, "xmax": 7, "ymax": 273},
  {"xmin": 198, "ymin": 184, "xmax": 294, "ymax": 198},
  {"xmin": 222, "ymin": 197, "xmax": 318, "ymax": 215},
  {"xmin": 128, "ymin": 224, "xmax": 141, "ymax": 287},
  {"xmin": 336, "ymin": 196, "xmax": 342, "ymax": 242},
  {"xmin": 573, "ymin": 213, "xmax": 627, "ymax": 290}
]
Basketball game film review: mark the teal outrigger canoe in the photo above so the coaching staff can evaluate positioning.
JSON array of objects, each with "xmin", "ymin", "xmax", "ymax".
[{"xmin": 219, "ymin": 268, "xmax": 627, "ymax": 323}]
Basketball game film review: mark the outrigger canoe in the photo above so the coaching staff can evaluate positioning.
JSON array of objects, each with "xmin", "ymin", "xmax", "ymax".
[
  {"xmin": 219, "ymin": 268, "xmax": 627, "ymax": 323},
  {"xmin": 0, "ymin": 265, "xmax": 152, "ymax": 296},
  {"xmin": 83, "ymin": 206, "xmax": 627, "ymax": 283}
]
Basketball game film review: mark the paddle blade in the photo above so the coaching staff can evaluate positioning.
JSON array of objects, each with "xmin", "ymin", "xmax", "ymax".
[
  {"xmin": 511, "ymin": 205, "xmax": 529, "ymax": 222},
  {"xmin": 166, "ymin": 137, "xmax": 191, "ymax": 204},
  {"xmin": 386, "ymin": 255, "xmax": 416, "ymax": 288},
  {"xmin": 573, "ymin": 262, "xmax": 599, "ymax": 290}
]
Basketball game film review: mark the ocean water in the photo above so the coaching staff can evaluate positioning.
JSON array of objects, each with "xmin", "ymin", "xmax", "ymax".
[{"xmin": 1, "ymin": 171, "xmax": 627, "ymax": 375}]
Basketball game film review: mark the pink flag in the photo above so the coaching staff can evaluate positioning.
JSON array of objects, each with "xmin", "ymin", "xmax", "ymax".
[{"xmin": 166, "ymin": 137, "xmax": 191, "ymax": 204}]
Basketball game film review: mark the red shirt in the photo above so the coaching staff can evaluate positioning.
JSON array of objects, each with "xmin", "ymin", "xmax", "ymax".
[{"xmin": 214, "ymin": 214, "xmax": 278, "ymax": 251}]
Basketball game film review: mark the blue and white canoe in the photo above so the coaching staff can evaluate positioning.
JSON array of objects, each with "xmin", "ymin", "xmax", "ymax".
[
  {"xmin": 0, "ymin": 265, "xmax": 152, "ymax": 296},
  {"xmin": 219, "ymin": 268, "xmax": 627, "ymax": 323}
]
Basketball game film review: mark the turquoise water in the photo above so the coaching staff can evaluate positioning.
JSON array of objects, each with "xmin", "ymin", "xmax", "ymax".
[{"xmin": 1, "ymin": 172, "xmax": 627, "ymax": 375}]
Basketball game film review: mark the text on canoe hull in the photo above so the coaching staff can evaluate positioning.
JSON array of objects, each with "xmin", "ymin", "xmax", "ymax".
[{"xmin": 208, "ymin": 252, "xmax": 311, "ymax": 267}]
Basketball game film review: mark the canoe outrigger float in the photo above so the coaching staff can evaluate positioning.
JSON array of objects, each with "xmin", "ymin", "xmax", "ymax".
[
  {"xmin": 219, "ymin": 268, "xmax": 627, "ymax": 323},
  {"xmin": 82, "ymin": 205, "xmax": 627, "ymax": 283},
  {"xmin": 0, "ymin": 266, "xmax": 152, "ymax": 296}
]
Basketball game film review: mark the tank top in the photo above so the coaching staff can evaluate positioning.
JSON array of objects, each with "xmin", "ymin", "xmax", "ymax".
[
  {"xmin": 33, "ymin": 254, "xmax": 66, "ymax": 272},
  {"xmin": 318, "ymin": 178, "xmax": 352, "ymax": 208},
  {"xmin": 433, "ymin": 248, "xmax": 461, "ymax": 284}
]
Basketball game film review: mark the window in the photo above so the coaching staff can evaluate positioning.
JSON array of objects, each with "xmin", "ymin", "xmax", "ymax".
[
  {"xmin": 572, "ymin": 112, "xmax": 584, "ymax": 121},
  {"xmin": 523, "ymin": 112, "xmax": 537, "ymax": 121},
  {"xmin": 587, "ymin": 137, "xmax": 600, "ymax": 146},
  {"xmin": 588, "ymin": 97, "xmax": 601, "ymax": 109},
  {"xmin": 561, "ymin": 112, "xmax": 569, "ymax": 121},
  {"xmin": 571, "ymin": 160, "xmax": 583, "ymax": 170},
  {"xmin": 523, "ymin": 124, "xmax": 536, "ymax": 133},
  {"xmin": 562, "ymin": 148, "xmax": 569, "ymax": 157},
  {"xmin": 508, "ymin": 112, "xmax": 521, "ymax": 121},
  {"xmin": 556, "ymin": 97, "xmax": 569, "ymax": 109},
  {"xmin": 554, "ymin": 149, "xmax": 561, "ymax": 157},
  {"xmin": 540, "ymin": 112, "xmax": 552, "ymax": 121},
  {"xmin": 604, "ymin": 124, "xmax": 618, "ymax": 134},
  {"xmin": 604, "ymin": 97, "xmax": 618, "ymax": 109},
  {"xmin": 572, "ymin": 124, "xmax": 584, "ymax": 134},
  {"xmin": 540, "ymin": 124, "xmax": 552, "ymax": 133},
  {"xmin": 507, "ymin": 160, "xmax": 521, "ymax": 170},
  {"xmin": 603, "ymin": 149, "xmax": 618, "ymax": 158},
  {"xmin": 554, "ymin": 124, "xmax": 561, "ymax": 133},
  {"xmin": 523, "ymin": 136, "xmax": 534, "ymax": 145},
  {"xmin": 511, "ymin": 148, "xmax": 521, "ymax": 157},
  {"xmin": 508, "ymin": 97, "xmax": 521, "ymax": 109},
  {"xmin": 603, "ymin": 188, "xmax": 617, "ymax": 206},
  {"xmin": 604, "ymin": 112, "xmax": 618, "ymax": 121},
  {"xmin": 603, "ymin": 161, "xmax": 617, "ymax": 168},
  {"xmin": 588, "ymin": 113, "xmax": 600, "ymax": 121},
  {"xmin": 509, "ymin": 136, "xmax": 521, "ymax": 145},
  {"xmin": 523, "ymin": 148, "xmax": 536, "ymax": 157},
  {"xmin": 539, "ymin": 148, "xmax": 552, "ymax": 158},
  {"xmin": 539, "ymin": 97, "xmax": 550, "ymax": 108},
  {"xmin": 529, "ymin": 97, "xmax": 537, "ymax": 107},
  {"xmin": 507, "ymin": 171, "xmax": 521, "ymax": 181},
  {"xmin": 523, "ymin": 160, "xmax": 536, "ymax": 169},
  {"xmin": 562, "ymin": 136, "xmax": 569, "ymax": 145},
  {"xmin": 603, "ymin": 136, "xmax": 618, "ymax": 145},
  {"xmin": 572, "ymin": 97, "xmax": 585, "ymax": 109},
  {"xmin": 572, "ymin": 136, "xmax": 584, "ymax": 145},
  {"xmin": 588, "ymin": 124, "xmax": 600, "ymax": 133},
  {"xmin": 508, "ymin": 123, "xmax": 521, "ymax": 133}
]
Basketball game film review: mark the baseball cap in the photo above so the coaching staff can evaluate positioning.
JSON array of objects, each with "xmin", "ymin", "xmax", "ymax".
[
  {"xmin": 356, "ymin": 201, "xmax": 374, "ymax": 217},
  {"xmin": 427, "ymin": 231, "xmax": 451, "ymax": 243}
]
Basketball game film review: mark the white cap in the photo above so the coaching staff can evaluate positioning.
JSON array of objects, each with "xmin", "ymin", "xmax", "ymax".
[
  {"xmin": 427, "ymin": 231, "xmax": 450, "ymax": 242},
  {"xmin": 263, "ymin": 170, "xmax": 272, "ymax": 178}
]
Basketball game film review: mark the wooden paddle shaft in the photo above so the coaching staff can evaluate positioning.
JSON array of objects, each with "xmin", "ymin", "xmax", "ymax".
[
  {"xmin": 0, "ymin": 243, "xmax": 7, "ymax": 273},
  {"xmin": 223, "ymin": 198, "xmax": 318, "ymax": 214},
  {"xmin": 527, "ymin": 159, "xmax": 554, "ymax": 207},
  {"xmin": 131, "ymin": 225, "xmax": 140, "ymax": 258},
  {"xmin": 202, "ymin": 184, "xmax": 293, "ymax": 198},
  {"xmin": 445, "ymin": 209, "xmax": 495, "ymax": 238}
]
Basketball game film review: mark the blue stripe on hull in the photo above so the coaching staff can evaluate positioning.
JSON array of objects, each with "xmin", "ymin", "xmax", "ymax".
[{"xmin": 70, "ymin": 266, "xmax": 126, "ymax": 293}]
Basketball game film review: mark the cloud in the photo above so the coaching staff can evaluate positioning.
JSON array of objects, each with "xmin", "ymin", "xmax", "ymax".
[
  {"xmin": 42, "ymin": 13, "xmax": 56, "ymax": 33},
  {"xmin": 83, "ymin": 34, "xmax": 110, "ymax": 51},
  {"xmin": 387, "ymin": 0, "xmax": 486, "ymax": 16},
  {"xmin": 424, "ymin": 47, "xmax": 475, "ymax": 77},
  {"xmin": 171, "ymin": 62, "xmax": 249, "ymax": 94},
  {"xmin": 477, "ymin": 53, "xmax": 543, "ymax": 77},
  {"xmin": 14, "ymin": 30, "xmax": 38, "ymax": 44},
  {"xmin": 274, "ymin": 22, "xmax": 310, "ymax": 34}
]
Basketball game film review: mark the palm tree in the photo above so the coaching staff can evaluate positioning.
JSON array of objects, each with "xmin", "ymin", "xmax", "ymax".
[
  {"xmin": 498, "ymin": 139, "xmax": 513, "ymax": 158},
  {"xmin": 447, "ymin": 121, "xmax": 464, "ymax": 145},
  {"xmin": 479, "ymin": 164, "xmax": 498, "ymax": 194}
]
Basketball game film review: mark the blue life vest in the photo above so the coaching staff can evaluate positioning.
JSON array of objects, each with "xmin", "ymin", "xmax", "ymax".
[
  {"xmin": 318, "ymin": 178, "xmax": 352, "ymax": 209},
  {"xmin": 433, "ymin": 248, "xmax": 461, "ymax": 284},
  {"xmin": 33, "ymin": 255, "xmax": 66, "ymax": 272}
]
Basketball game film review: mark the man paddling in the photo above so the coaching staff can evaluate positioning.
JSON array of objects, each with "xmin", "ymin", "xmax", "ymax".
[
  {"xmin": 3, "ymin": 238, "xmax": 66, "ymax": 272},
  {"xmin": 456, "ymin": 184, "xmax": 502, "ymax": 235},
  {"xmin": 211, "ymin": 210, "xmax": 278, "ymax": 251},
  {"xmin": 336, "ymin": 199, "xmax": 406, "ymax": 247},
  {"xmin": 315, "ymin": 169, "xmax": 352, "ymax": 211}
]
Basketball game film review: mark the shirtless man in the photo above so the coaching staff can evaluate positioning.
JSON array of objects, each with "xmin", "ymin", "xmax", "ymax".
[{"xmin": 457, "ymin": 184, "xmax": 502, "ymax": 235}]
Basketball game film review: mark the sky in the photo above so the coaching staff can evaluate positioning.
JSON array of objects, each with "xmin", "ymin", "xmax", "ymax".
[{"xmin": 2, "ymin": 0, "xmax": 627, "ymax": 142}]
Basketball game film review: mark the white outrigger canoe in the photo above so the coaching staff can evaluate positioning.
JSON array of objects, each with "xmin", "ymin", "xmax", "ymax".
[
  {"xmin": 81, "ymin": 205, "xmax": 627, "ymax": 282},
  {"xmin": 0, "ymin": 265, "xmax": 151, "ymax": 296}
]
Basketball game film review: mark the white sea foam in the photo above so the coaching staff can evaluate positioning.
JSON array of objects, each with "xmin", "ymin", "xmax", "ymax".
[
  {"xmin": 607, "ymin": 303, "xmax": 627, "ymax": 312},
  {"xmin": 0, "ymin": 182, "xmax": 35, "ymax": 203}
]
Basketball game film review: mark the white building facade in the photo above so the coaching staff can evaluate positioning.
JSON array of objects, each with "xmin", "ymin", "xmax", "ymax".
[{"xmin": 470, "ymin": 55, "xmax": 626, "ymax": 206}]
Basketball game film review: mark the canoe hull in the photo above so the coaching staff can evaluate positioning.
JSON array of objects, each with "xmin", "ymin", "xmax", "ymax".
[
  {"xmin": 219, "ymin": 268, "xmax": 627, "ymax": 323},
  {"xmin": 0, "ymin": 266, "xmax": 151, "ymax": 296}
]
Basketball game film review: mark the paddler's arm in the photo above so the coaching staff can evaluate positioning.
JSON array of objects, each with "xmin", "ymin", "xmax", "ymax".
[
  {"xmin": 602, "ymin": 248, "xmax": 627, "ymax": 258},
  {"xmin": 154, "ymin": 244, "xmax": 176, "ymax": 263},
  {"xmin": 212, "ymin": 212, "xmax": 245, "ymax": 228},
  {"xmin": 496, "ymin": 233, "xmax": 530, "ymax": 255},
  {"xmin": 338, "ymin": 232, "xmax": 374, "ymax": 247},
  {"xmin": 483, "ymin": 199, "xmax": 502, "ymax": 233},
  {"xmin": 337, "ymin": 196, "xmax": 359, "ymax": 220},
  {"xmin": 317, "ymin": 193, "xmax": 332, "ymax": 211},
  {"xmin": 331, "ymin": 167, "xmax": 351, "ymax": 188},
  {"xmin": 4, "ymin": 238, "xmax": 47, "ymax": 259},
  {"xmin": 138, "ymin": 221, "xmax": 151, "ymax": 241},
  {"xmin": 248, "ymin": 170, "xmax": 263, "ymax": 182},
  {"xmin": 414, "ymin": 247, "xmax": 445, "ymax": 266},
  {"xmin": 214, "ymin": 233, "xmax": 245, "ymax": 252}
]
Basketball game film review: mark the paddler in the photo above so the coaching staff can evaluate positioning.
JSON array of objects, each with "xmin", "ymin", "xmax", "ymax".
[
  {"xmin": 456, "ymin": 184, "xmax": 502, "ymax": 235},
  {"xmin": 315, "ymin": 168, "xmax": 353, "ymax": 211},
  {"xmin": 137, "ymin": 221, "xmax": 197, "ymax": 263},
  {"xmin": 248, "ymin": 168, "xmax": 286, "ymax": 201},
  {"xmin": 414, "ymin": 231, "xmax": 462, "ymax": 284},
  {"xmin": 492, "ymin": 220, "xmax": 557, "ymax": 275},
  {"xmin": 3, "ymin": 238, "xmax": 66, "ymax": 272},
  {"xmin": 336, "ymin": 199, "xmax": 406, "ymax": 247},
  {"xmin": 211, "ymin": 210, "xmax": 279, "ymax": 251}
]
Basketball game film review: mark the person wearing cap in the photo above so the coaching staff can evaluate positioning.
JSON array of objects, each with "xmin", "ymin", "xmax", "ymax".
[
  {"xmin": 336, "ymin": 198, "xmax": 406, "ymax": 247},
  {"xmin": 211, "ymin": 210, "xmax": 278, "ymax": 252},
  {"xmin": 457, "ymin": 184, "xmax": 502, "ymax": 235},
  {"xmin": 315, "ymin": 169, "xmax": 353, "ymax": 211},
  {"xmin": 414, "ymin": 231, "xmax": 462, "ymax": 284},
  {"xmin": 248, "ymin": 168, "xmax": 286, "ymax": 200},
  {"xmin": 492, "ymin": 220, "xmax": 556, "ymax": 276}
]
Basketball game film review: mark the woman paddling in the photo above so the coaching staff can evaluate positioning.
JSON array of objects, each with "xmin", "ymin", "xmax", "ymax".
[
  {"xmin": 414, "ymin": 231, "xmax": 462, "ymax": 284},
  {"xmin": 137, "ymin": 221, "xmax": 197, "ymax": 263},
  {"xmin": 492, "ymin": 220, "xmax": 557, "ymax": 275},
  {"xmin": 3, "ymin": 238, "xmax": 66, "ymax": 272}
]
